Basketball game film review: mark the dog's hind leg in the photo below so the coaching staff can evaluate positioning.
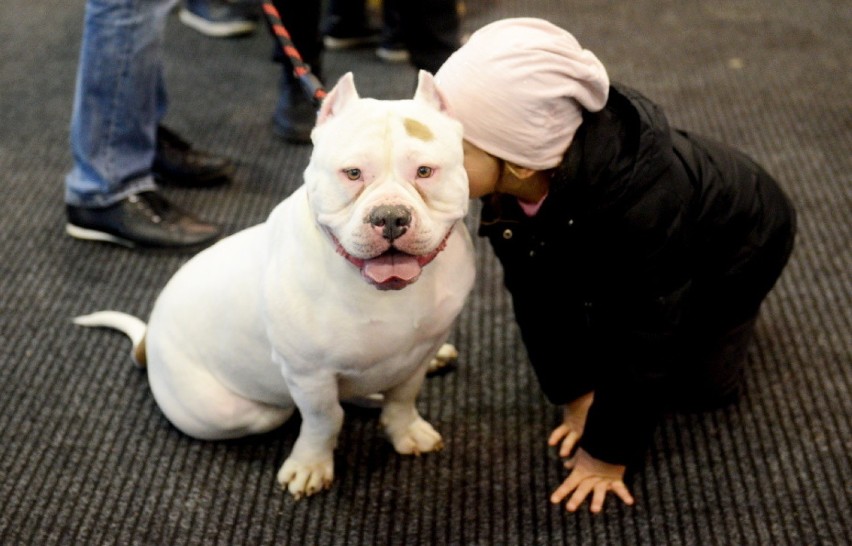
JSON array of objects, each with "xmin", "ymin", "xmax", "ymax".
[{"xmin": 146, "ymin": 359, "xmax": 294, "ymax": 441}]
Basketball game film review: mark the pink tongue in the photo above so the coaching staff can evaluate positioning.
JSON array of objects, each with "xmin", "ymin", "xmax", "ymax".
[{"xmin": 363, "ymin": 253, "xmax": 422, "ymax": 283}]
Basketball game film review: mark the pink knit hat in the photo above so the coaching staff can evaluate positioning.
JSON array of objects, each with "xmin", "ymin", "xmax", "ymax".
[{"xmin": 435, "ymin": 18, "xmax": 610, "ymax": 170}]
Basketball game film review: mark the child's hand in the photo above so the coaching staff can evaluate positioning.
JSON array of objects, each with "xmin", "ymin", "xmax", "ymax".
[
  {"xmin": 550, "ymin": 448, "xmax": 634, "ymax": 513},
  {"xmin": 547, "ymin": 391, "xmax": 594, "ymax": 457}
]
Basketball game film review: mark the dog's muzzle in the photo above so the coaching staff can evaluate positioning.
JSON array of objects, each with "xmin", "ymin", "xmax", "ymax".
[{"xmin": 327, "ymin": 227, "xmax": 453, "ymax": 291}]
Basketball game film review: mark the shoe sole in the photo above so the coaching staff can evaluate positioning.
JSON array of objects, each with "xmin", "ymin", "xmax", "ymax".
[
  {"xmin": 66, "ymin": 223, "xmax": 135, "ymax": 248},
  {"xmin": 178, "ymin": 9, "xmax": 256, "ymax": 38},
  {"xmin": 66, "ymin": 223, "xmax": 217, "ymax": 250},
  {"xmin": 376, "ymin": 47, "xmax": 411, "ymax": 63},
  {"xmin": 323, "ymin": 35, "xmax": 380, "ymax": 50}
]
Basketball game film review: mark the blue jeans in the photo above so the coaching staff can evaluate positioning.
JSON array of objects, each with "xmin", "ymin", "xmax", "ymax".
[{"xmin": 65, "ymin": 0, "xmax": 178, "ymax": 208}]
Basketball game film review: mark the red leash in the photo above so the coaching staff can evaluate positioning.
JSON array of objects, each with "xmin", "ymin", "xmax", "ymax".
[{"xmin": 260, "ymin": 1, "xmax": 327, "ymax": 105}]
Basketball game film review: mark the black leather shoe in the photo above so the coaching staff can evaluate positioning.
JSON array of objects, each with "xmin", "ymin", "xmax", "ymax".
[
  {"xmin": 152, "ymin": 125, "xmax": 234, "ymax": 187},
  {"xmin": 66, "ymin": 191, "xmax": 221, "ymax": 249}
]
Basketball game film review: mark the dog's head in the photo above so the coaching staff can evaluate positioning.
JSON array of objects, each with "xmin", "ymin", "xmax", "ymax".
[{"xmin": 304, "ymin": 71, "xmax": 469, "ymax": 290}]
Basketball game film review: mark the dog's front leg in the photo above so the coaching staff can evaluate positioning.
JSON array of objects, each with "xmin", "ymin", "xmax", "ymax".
[
  {"xmin": 274, "ymin": 356, "xmax": 344, "ymax": 499},
  {"xmin": 380, "ymin": 367, "xmax": 443, "ymax": 455}
]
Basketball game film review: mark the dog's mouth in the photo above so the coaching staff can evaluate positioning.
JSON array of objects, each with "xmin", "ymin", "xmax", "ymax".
[{"xmin": 328, "ymin": 230, "xmax": 452, "ymax": 291}]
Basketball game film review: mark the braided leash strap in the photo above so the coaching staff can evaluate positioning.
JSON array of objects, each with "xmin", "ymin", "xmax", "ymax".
[{"xmin": 260, "ymin": 0, "xmax": 327, "ymax": 105}]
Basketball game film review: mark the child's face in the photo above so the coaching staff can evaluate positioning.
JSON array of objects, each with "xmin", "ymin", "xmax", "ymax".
[{"xmin": 462, "ymin": 140, "xmax": 501, "ymax": 198}]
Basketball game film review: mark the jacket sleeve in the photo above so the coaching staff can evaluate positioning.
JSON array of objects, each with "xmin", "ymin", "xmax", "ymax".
[
  {"xmin": 569, "ymin": 164, "xmax": 696, "ymax": 465},
  {"xmin": 579, "ymin": 370, "xmax": 661, "ymax": 466},
  {"xmin": 514, "ymin": 286, "xmax": 675, "ymax": 466},
  {"xmin": 574, "ymin": 209, "xmax": 695, "ymax": 465},
  {"xmin": 508, "ymin": 288, "xmax": 599, "ymax": 405}
]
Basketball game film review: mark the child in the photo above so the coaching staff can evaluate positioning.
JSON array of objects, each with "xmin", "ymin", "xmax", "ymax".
[{"xmin": 434, "ymin": 18, "xmax": 796, "ymax": 513}]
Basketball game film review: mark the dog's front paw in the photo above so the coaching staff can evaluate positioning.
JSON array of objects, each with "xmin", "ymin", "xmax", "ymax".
[
  {"xmin": 386, "ymin": 417, "xmax": 444, "ymax": 456},
  {"xmin": 276, "ymin": 456, "xmax": 334, "ymax": 499}
]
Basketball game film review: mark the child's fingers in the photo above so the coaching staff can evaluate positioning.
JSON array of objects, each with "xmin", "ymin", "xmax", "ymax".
[
  {"xmin": 550, "ymin": 472, "xmax": 580, "ymax": 504},
  {"xmin": 590, "ymin": 482, "xmax": 609, "ymax": 513},
  {"xmin": 547, "ymin": 424, "xmax": 571, "ymax": 446},
  {"xmin": 610, "ymin": 481, "xmax": 635, "ymax": 506},
  {"xmin": 559, "ymin": 431, "xmax": 578, "ymax": 457},
  {"xmin": 563, "ymin": 455, "xmax": 576, "ymax": 469},
  {"xmin": 565, "ymin": 479, "xmax": 596, "ymax": 512},
  {"xmin": 549, "ymin": 424, "xmax": 580, "ymax": 457}
]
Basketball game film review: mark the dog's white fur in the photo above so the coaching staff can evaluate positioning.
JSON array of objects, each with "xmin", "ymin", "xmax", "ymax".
[{"xmin": 75, "ymin": 71, "xmax": 475, "ymax": 499}]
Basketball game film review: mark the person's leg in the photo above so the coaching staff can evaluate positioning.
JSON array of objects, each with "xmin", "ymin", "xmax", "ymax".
[
  {"xmin": 325, "ymin": 0, "xmax": 365, "ymax": 27},
  {"xmin": 671, "ymin": 314, "xmax": 759, "ymax": 411},
  {"xmin": 65, "ymin": 0, "xmax": 223, "ymax": 248},
  {"xmin": 323, "ymin": 0, "xmax": 379, "ymax": 49},
  {"xmin": 270, "ymin": 0, "xmax": 322, "ymax": 143},
  {"xmin": 375, "ymin": 0, "xmax": 409, "ymax": 63},
  {"xmin": 671, "ymin": 166, "xmax": 796, "ymax": 411},
  {"xmin": 65, "ymin": 0, "xmax": 177, "ymax": 208},
  {"xmin": 395, "ymin": 0, "xmax": 460, "ymax": 73},
  {"xmin": 673, "ymin": 220, "xmax": 795, "ymax": 411},
  {"xmin": 179, "ymin": 0, "xmax": 260, "ymax": 38}
]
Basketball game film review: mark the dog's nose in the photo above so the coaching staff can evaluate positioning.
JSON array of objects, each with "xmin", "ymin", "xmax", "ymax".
[{"xmin": 369, "ymin": 205, "xmax": 411, "ymax": 242}]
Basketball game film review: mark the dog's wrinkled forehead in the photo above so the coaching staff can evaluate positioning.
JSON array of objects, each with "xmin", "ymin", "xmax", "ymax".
[
  {"xmin": 313, "ymin": 100, "xmax": 453, "ymax": 153},
  {"xmin": 309, "ymin": 70, "xmax": 462, "ymax": 151}
]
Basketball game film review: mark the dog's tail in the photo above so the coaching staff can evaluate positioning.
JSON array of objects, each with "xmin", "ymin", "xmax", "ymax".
[{"xmin": 73, "ymin": 311, "xmax": 148, "ymax": 368}]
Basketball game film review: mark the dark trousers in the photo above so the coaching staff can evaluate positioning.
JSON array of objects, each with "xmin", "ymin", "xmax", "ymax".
[
  {"xmin": 667, "ymin": 314, "xmax": 758, "ymax": 411},
  {"xmin": 669, "ymin": 208, "xmax": 796, "ymax": 411},
  {"xmin": 269, "ymin": 0, "xmax": 459, "ymax": 78},
  {"xmin": 390, "ymin": 0, "xmax": 460, "ymax": 73},
  {"xmin": 269, "ymin": 0, "xmax": 323, "ymax": 77}
]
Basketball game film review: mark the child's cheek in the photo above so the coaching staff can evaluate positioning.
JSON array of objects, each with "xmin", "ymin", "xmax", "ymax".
[
  {"xmin": 464, "ymin": 158, "xmax": 500, "ymax": 198},
  {"xmin": 465, "ymin": 167, "xmax": 495, "ymax": 198}
]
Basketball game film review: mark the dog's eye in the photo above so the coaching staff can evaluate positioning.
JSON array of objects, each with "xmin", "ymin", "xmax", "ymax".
[
  {"xmin": 416, "ymin": 166, "xmax": 433, "ymax": 178},
  {"xmin": 343, "ymin": 168, "xmax": 362, "ymax": 181}
]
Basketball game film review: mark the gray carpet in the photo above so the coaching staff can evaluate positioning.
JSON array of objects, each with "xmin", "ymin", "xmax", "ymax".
[{"xmin": 1, "ymin": 0, "xmax": 850, "ymax": 544}]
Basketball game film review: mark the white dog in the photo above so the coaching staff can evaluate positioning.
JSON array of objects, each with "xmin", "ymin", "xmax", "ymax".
[{"xmin": 75, "ymin": 71, "xmax": 475, "ymax": 499}]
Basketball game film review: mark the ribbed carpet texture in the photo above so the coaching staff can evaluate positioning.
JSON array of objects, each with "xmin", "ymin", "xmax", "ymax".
[{"xmin": 1, "ymin": 0, "xmax": 850, "ymax": 544}]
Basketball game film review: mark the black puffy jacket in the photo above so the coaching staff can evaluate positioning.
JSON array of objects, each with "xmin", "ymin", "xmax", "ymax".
[{"xmin": 478, "ymin": 83, "xmax": 796, "ymax": 465}]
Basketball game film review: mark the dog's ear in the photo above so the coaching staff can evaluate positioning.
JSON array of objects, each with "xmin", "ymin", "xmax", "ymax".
[
  {"xmin": 317, "ymin": 72, "xmax": 360, "ymax": 126},
  {"xmin": 413, "ymin": 70, "xmax": 454, "ymax": 116}
]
